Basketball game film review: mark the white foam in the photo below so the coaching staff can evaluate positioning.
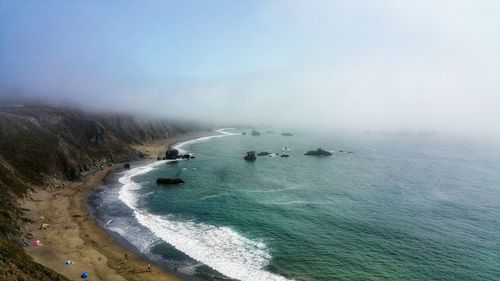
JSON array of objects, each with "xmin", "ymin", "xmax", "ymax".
[
  {"xmin": 200, "ymin": 193, "xmax": 226, "ymax": 200},
  {"xmin": 173, "ymin": 128, "xmax": 239, "ymax": 154},
  {"xmin": 118, "ymin": 130, "xmax": 293, "ymax": 281},
  {"xmin": 244, "ymin": 186, "xmax": 299, "ymax": 194}
]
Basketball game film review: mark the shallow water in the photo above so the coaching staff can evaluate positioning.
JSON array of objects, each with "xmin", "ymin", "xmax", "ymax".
[{"xmin": 90, "ymin": 129, "xmax": 500, "ymax": 280}]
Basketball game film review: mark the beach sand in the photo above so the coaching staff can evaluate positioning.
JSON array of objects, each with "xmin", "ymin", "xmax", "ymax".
[{"xmin": 21, "ymin": 132, "xmax": 214, "ymax": 281}]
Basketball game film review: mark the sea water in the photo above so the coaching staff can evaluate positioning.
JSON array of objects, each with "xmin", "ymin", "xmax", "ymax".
[{"xmin": 89, "ymin": 129, "xmax": 500, "ymax": 281}]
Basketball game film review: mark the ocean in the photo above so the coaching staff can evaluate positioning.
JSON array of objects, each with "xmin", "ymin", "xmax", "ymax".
[{"xmin": 88, "ymin": 129, "xmax": 500, "ymax": 281}]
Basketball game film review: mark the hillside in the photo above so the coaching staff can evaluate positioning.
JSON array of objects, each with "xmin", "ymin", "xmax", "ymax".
[{"xmin": 0, "ymin": 102, "xmax": 208, "ymax": 280}]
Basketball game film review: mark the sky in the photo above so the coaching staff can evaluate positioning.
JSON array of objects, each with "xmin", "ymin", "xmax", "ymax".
[{"xmin": 1, "ymin": 0, "xmax": 499, "ymax": 137}]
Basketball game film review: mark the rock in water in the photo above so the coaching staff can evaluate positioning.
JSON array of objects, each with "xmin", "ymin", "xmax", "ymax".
[
  {"xmin": 251, "ymin": 130, "xmax": 261, "ymax": 136},
  {"xmin": 244, "ymin": 151, "xmax": 256, "ymax": 161},
  {"xmin": 304, "ymin": 148, "xmax": 332, "ymax": 156},
  {"xmin": 156, "ymin": 178, "xmax": 185, "ymax": 185},
  {"xmin": 181, "ymin": 154, "xmax": 191, "ymax": 159},
  {"xmin": 165, "ymin": 149, "xmax": 179, "ymax": 159},
  {"xmin": 123, "ymin": 163, "xmax": 130, "ymax": 169},
  {"xmin": 282, "ymin": 132, "xmax": 294, "ymax": 136},
  {"xmin": 281, "ymin": 154, "xmax": 290, "ymax": 158},
  {"xmin": 257, "ymin": 152, "xmax": 271, "ymax": 156},
  {"xmin": 242, "ymin": 132, "xmax": 247, "ymax": 135}
]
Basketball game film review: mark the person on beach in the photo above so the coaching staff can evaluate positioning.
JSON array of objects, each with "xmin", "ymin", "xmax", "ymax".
[
  {"xmin": 147, "ymin": 264, "xmax": 152, "ymax": 272},
  {"xmin": 125, "ymin": 253, "xmax": 129, "ymax": 260}
]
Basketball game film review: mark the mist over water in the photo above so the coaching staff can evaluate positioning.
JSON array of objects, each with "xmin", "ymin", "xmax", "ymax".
[{"xmin": 1, "ymin": 0, "xmax": 499, "ymax": 138}]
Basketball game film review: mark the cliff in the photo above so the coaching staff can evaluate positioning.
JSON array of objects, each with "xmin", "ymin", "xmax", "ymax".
[{"xmin": 0, "ymin": 102, "xmax": 208, "ymax": 280}]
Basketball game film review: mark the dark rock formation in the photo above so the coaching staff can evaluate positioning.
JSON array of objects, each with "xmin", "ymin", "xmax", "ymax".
[
  {"xmin": 181, "ymin": 154, "xmax": 191, "ymax": 159},
  {"xmin": 244, "ymin": 151, "xmax": 256, "ymax": 161},
  {"xmin": 251, "ymin": 130, "xmax": 261, "ymax": 136},
  {"xmin": 257, "ymin": 152, "xmax": 271, "ymax": 156},
  {"xmin": 282, "ymin": 132, "xmax": 294, "ymax": 136},
  {"xmin": 242, "ymin": 132, "xmax": 247, "ymax": 135},
  {"xmin": 157, "ymin": 156, "xmax": 161, "ymax": 160},
  {"xmin": 304, "ymin": 148, "xmax": 332, "ymax": 156},
  {"xmin": 165, "ymin": 149, "xmax": 179, "ymax": 160},
  {"xmin": 156, "ymin": 178, "xmax": 185, "ymax": 185},
  {"xmin": 281, "ymin": 154, "xmax": 290, "ymax": 158},
  {"xmin": 123, "ymin": 163, "xmax": 131, "ymax": 169},
  {"xmin": 190, "ymin": 156, "xmax": 196, "ymax": 159}
]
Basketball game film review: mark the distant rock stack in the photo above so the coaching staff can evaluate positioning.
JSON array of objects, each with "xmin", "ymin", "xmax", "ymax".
[
  {"xmin": 304, "ymin": 148, "xmax": 332, "ymax": 156},
  {"xmin": 282, "ymin": 132, "xmax": 294, "ymax": 136},
  {"xmin": 251, "ymin": 130, "xmax": 261, "ymax": 136},
  {"xmin": 244, "ymin": 151, "xmax": 257, "ymax": 161}
]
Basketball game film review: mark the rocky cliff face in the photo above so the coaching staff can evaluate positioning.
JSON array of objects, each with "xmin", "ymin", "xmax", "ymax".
[{"xmin": 0, "ymin": 102, "xmax": 206, "ymax": 280}]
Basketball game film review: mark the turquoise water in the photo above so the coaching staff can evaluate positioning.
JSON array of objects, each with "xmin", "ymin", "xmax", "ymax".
[{"xmin": 93, "ymin": 130, "xmax": 500, "ymax": 280}]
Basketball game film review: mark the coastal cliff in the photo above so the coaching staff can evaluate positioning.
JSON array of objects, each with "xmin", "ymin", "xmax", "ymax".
[{"xmin": 0, "ymin": 102, "xmax": 207, "ymax": 280}]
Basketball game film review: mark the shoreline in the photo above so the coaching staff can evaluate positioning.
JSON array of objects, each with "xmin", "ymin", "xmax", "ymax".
[{"xmin": 21, "ymin": 131, "xmax": 215, "ymax": 281}]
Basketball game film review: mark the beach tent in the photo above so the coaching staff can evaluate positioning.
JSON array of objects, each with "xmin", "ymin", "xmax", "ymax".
[
  {"xmin": 66, "ymin": 260, "xmax": 73, "ymax": 265},
  {"xmin": 81, "ymin": 272, "xmax": 88, "ymax": 279},
  {"xmin": 40, "ymin": 223, "xmax": 49, "ymax": 229}
]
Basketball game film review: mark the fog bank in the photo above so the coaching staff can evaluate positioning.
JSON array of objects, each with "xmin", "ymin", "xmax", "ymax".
[{"xmin": 1, "ymin": 0, "xmax": 499, "ymax": 137}]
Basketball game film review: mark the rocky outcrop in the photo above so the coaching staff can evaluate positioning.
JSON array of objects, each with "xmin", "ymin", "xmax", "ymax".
[
  {"xmin": 0, "ymin": 101, "xmax": 207, "ymax": 280},
  {"xmin": 281, "ymin": 132, "xmax": 294, "ymax": 136},
  {"xmin": 257, "ymin": 152, "xmax": 271, "ymax": 156},
  {"xmin": 156, "ymin": 178, "xmax": 185, "ymax": 185},
  {"xmin": 165, "ymin": 149, "xmax": 179, "ymax": 160},
  {"xmin": 281, "ymin": 154, "xmax": 290, "ymax": 158},
  {"xmin": 251, "ymin": 130, "xmax": 261, "ymax": 136},
  {"xmin": 244, "ymin": 151, "xmax": 256, "ymax": 161},
  {"xmin": 304, "ymin": 148, "xmax": 332, "ymax": 156}
]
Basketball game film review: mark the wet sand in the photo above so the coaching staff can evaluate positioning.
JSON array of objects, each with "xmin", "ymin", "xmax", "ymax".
[{"xmin": 21, "ymin": 132, "xmax": 214, "ymax": 281}]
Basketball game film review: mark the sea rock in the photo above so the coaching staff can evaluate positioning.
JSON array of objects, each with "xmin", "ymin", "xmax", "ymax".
[
  {"xmin": 282, "ymin": 132, "xmax": 294, "ymax": 136},
  {"xmin": 181, "ymin": 154, "xmax": 191, "ymax": 159},
  {"xmin": 156, "ymin": 178, "xmax": 185, "ymax": 185},
  {"xmin": 304, "ymin": 148, "xmax": 332, "ymax": 156},
  {"xmin": 257, "ymin": 152, "xmax": 271, "ymax": 156},
  {"xmin": 251, "ymin": 130, "xmax": 261, "ymax": 136},
  {"xmin": 244, "ymin": 151, "xmax": 256, "ymax": 161},
  {"xmin": 157, "ymin": 156, "xmax": 161, "ymax": 160},
  {"xmin": 190, "ymin": 156, "xmax": 196, "ymax": 159},
  {"xmin": 123, "ymin": 163, "xmax": 130, "ymax": 169},
  {"xmin": 242, "ymin": 132, "xmax": 247, "ymax": 135},
  {"xmin": 165, "ymin": 149, "xmax": 179, "ymax": 160},
  {"xmin": 281, "ymin": 154, "xmax": 290, "ymax": 158}
]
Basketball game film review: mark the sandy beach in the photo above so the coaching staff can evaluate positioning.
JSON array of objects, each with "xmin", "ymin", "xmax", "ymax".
[{"xmin": 21, "ymin": 132, "xmax": 214, "ymax": 281}]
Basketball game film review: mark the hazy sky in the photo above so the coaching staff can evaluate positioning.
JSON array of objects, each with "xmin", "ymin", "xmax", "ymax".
[{"xmin": 1, "ymin": 0, "xmax": 499, "ymax": 136}]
